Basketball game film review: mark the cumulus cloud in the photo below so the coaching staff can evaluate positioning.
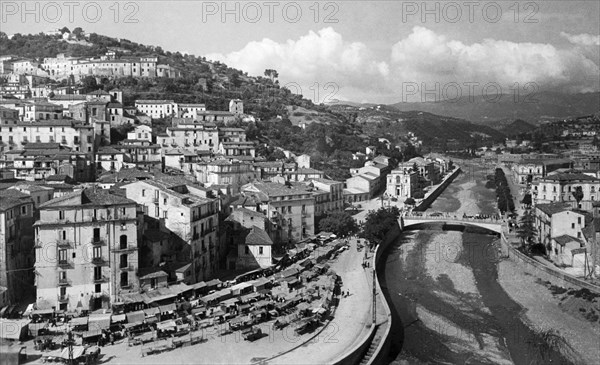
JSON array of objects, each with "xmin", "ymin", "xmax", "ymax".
[
  {"xmin": 560, "ymin": 32, "xmax": 600, "ymax": 46},
  {"xmin": 208, "ymin": 26, "xmax": 599, "ymax": 102},
  {"xmin": 390, "ymin": 26, "xmax": 599, "ymax": 95},
  {"xmin": 206, "ymin": 27, "xmax": 388, "ymax": 102}
]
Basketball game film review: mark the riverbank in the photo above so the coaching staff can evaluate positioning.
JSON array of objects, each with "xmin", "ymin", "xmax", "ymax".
[
  {"xmin": 383, "ymin": 161, "xmax": 574, "ymax": 364},
  {"xmin": 498, "ymin": 259, "xmax": 600, "ymax": 365}
]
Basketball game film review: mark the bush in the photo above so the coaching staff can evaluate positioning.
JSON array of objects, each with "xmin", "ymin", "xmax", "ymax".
[{"xmin": 404, "ymin": 197, "xmax": 416, "ymax": 205}]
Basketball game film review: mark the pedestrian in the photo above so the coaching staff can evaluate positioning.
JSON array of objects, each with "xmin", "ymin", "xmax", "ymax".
[{"xmin": 347, "ymin": 290, "xmax": 350, "ymax": 297}]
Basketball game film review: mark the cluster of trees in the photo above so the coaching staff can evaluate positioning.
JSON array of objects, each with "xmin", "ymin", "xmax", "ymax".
[
  {"xmin": 318, "ymin": 211, "xmax": 359, "ymax": 237},
  {"xmin": 489, "ymin": 168, "xmax": 515, "ymax": 213},
  {"xmin": 359, "ymin": 207, "xmax": 401, "ymax": 247}
]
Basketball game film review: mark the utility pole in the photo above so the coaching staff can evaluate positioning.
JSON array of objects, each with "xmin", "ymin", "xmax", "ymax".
[
  {"xmin": 66, "ymin": 329, "xmax": 75, "ymax": 365},
  {"xmin": 372, "ymin": 269, "xmax": 376, "ymax": 325}
]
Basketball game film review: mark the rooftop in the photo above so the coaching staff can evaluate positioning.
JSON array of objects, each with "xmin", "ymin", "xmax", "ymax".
[
  {"xmin": 535, "ymin": 202, "xmax": 573, "ymax": 216},
  {"xmin": 39, "ymin": 187, "xmax": 135, "ymax": 209},
  {"xmin": 245, "ymin": 226, "xmax": 273, "ymax": 246}
]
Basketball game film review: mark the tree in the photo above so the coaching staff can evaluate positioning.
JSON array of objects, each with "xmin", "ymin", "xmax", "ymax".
[
  {"xmin": 72, "ymin": 27, "xmax": 84, "ymax": 39},
  {"xmin": 81, "ymin": 76, "xmax": 97, "ymax": 93},
  {"xmin": 572, "ymin": 186, "xmax": 584, "ymax": 207},
  {"xmin": 264, "ymin": 69, "xmax": 279, "ymax": 82},
  {"xmin": 404, "ymin": 197, "xmax": 416, "ymax": 205},
  {"xmin": 522, "ymin": 193, "xmax": 532, "ymax": 207},
  {"xmin": 412, "ymin": 162, "xmax": 419, "ymax": 173},
  {"xmin": 516, "ymin": 210, "xmax": 537, "ymax": 250},
  {"xmin": 318, "ymin": 211, "xmax": 358, "ymax": 237},
  {"xmin": 359, "ymin": 206, "xmax": 400, "ymax": 247}
]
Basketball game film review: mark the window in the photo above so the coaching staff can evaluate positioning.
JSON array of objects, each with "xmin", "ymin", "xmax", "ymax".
[
  {"xmin": 571, "ymin": 223, "xmax": 575, "ymax": 229},
  {"xmin": 94, "ymin": 267, "xmax": 102, "ymax": 280},
  {"xmin": 163, "ymin": 211, "xmax": 168, "ymax": 219},
  {"xmin": 59, "ymin": 249, "xmax": 67, "ymax": 261},
  {"xmin": 21, "ymin": 206, "xmax": 26, "ymax": 214},
  {"xmin": 120, "ymin": 235, "xmax": 127, "ymax": 249},
  {"xmin": 93, "ymin": 246, "xmax": 101, "ymax": 258},
  {"xmin": 155, "ymin": 206, "xmax": 159, "ymax": 217},
  {"xmin": 59, "ymin": 210, "xmax": 65, "ymax": 219},
  {"xmin": 142, "ymin": 189, "xmax": 145, "ymax": 197},
  {"xmin": 95, "ymin": 284, "xmax": 101, "ymax": 293},
  {"xmin": 259, "ymin": 246, "xmax": 263, "ymax": 255},
  {"xmin": 245, "ymin": 246, "xmax": 250, "ymax": 254},
  {"xmin": 578, "ymin": 217, "xmax": 582, "ymax": 225}
]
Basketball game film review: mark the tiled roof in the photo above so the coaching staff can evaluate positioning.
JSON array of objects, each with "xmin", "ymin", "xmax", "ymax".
[
  {"xmin": 242, "ymin": 181, "xmax": 310, "ymax": 197},
  {"xmin": 553, "ymin": 235, "xmax": 581, "ymax": 247},
  {"xmin": 535, "ymin": 202, "xmax": 573, "ymax": 216},
  {"xmin": 0, "ymin": 189, "xmax": 32, "ymax": 211},
  {"xmin": 245, "ymin": 226, "xmax": 273, "ymax": 246},
  {"xmin": 40, "ymin": 188, "xmax": 135, "ymax": 208},
  {"xmin": 542, "ymin": 173, "xmax": 599, "ymax": 182}
]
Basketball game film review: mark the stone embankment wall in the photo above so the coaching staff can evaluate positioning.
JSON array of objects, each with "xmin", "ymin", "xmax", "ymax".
[
  {"xmin": 500, "ymin": 233, "xmax": 600, "ymax": 295},
  {"xmin": 413, "ymin": 167, "xmax": 462, "ymax": 212}
]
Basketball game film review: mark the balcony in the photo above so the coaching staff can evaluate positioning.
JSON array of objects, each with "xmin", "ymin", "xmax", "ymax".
[
  {"xmin": 111, "ymin": 245, "xmax": 137, "ymax": 253},
  {"xmin": 58, "ymin": 278, "xmax": 71, "ymax": 286},
  {"xmin": 153, "ymin": 196, "xmax": 159, "ymax": 204},
  {"xmin": 120, "ymin": 284, "xmax": 132, "ymax": 290},
  {"xmin": 119, "ymin": 264, "xmax": 135, "ymax": 271},
  {"xmin": 56, "ymin": 239, "xmax": 72, "ymax": 248},
  {"xmin": 91, "ymin": 238, "xmax": 105, "ymax": 246},
  {"xmin": 57, "ymin": 294, "xmax": 69, "ymax": 303},
  {"xmin": 94, "ymin": 275, "xmax": 108, "ymax": 283},
  {"xmin": 92, "ymin": 257, "xmax": 106, "ymax": 265},
  {"xmin": 58, "ymin": 260, "xmax": 72, "ymax": 269}
]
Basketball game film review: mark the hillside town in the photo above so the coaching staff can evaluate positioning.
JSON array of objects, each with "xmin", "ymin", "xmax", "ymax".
[{"xmin": 0, "ymin": 26, "xmax": 599, "ymax": 365}]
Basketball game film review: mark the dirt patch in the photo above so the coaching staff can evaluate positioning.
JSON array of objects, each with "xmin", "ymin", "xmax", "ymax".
[{"xmin": 535, "ymin": 279, "xmax": 600, "ymax": 324}]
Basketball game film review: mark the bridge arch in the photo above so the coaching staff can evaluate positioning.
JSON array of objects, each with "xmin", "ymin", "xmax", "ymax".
[{"xmin": 401, "ymin": 218, "xmax": 502, "ymax": 234}]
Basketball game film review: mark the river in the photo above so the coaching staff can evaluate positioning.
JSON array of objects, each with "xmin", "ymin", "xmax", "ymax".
[{"xmin": 379, "ymin": 163, "xmax": 571, "ymax": 364}]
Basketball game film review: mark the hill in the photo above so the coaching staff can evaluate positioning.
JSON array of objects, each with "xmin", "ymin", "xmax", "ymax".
[
  {"xmin": 500, "ymin": 119, "xmax": 537, "ymax": 137},
  {"xmin": 390, "ymin": 92, "xmax": 600, "ymax": 123}
]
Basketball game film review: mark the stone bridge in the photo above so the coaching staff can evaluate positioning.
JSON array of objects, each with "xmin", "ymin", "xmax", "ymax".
[{"xmin": 402, "ymin": 215, "xmax": 502, "ymax": 234}]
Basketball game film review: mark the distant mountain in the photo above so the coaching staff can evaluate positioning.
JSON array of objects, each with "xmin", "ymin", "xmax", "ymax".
[
  {"xmin": 389, "ymin": 92, "xmax": 600, "ymax": 123},
  {"xmin": 500, "ymin": 119, "xmax": 537, "ymax": 136}
]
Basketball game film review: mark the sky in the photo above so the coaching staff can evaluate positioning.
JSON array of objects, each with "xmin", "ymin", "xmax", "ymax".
[{"xmin": 2, "ymin": 0, "xmax": 599, "ymax": 103}]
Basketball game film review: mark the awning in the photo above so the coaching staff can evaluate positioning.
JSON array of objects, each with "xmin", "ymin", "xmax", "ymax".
[
  {"xmin": 69, "ymin": 316, "xmax": 88, "ymax": 327},
  {"xmin": 143, "ymin": 307, "xmax": 159, "ymax": 317},
  {"xmin": 126, "ymin": 310, "xmax": 145, "ymax": 324},
  {"xmin": 88, "ymin": 314, "xmax": 111, "ymax": 331},
  {"xmin": 191, "ymin": 307, "xmax": 206, "ymax": 315},
  {"xmin": 158, "ymin": 303, "xmax": 176, "ymax": 314},
  {"xmin": 191, "ymin": 281, "xmax": 207, "ymax": 290},
  {"xmin": 31, "ymin": 309, "xmax": 54, "ymax": 316},
  {"xmin": 82, "ymin": 329, "xmax": 102, "ymax": 339},
  {"xmin": 296, "ymin": 302, "xmax": 310, "ymax": 311},
  {"xmin": 46, "ymin": 346, "xmax": 86, "ymax": 359},
  {"xmin": 111, "ymin": 314, "xmax": 126, "ymax": 323},
  {"xmin": 156, "ymin": 320, "xmax": 177, "ymax": 331},
  {"xmin": 220, "ymin": 298, "xmax": 239, "ymax": 307}
]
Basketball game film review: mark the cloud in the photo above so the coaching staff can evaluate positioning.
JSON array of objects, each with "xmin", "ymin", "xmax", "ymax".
[
  {"xmin": 208, "ymin": 26, "xmax": 599, "ymax": 102},
  {"xmin": 560, "ymin": 32, "xmax": 600, "ymax": 46},
  {"xmin": 390, "ymin": 26, "xmax": 599, "ymax": 95},
  {"xmin": 206, "ymin": 27, "xmax": 388, "ymax": 102}
]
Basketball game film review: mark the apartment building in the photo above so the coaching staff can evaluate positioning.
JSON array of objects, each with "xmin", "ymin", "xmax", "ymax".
[
  {"xmin": 304, "ymin": 178, "xmax": 344, "ymax": 216},
  {"xmin": 34, "ymin": 188, "xmax": 140, "ymax": 312},
  {"xmin": 191, "ymin": 159, "xmax": 258, "ymax": 193},
  {"xmin": 533, "ymin": 172, "xmax": 600, "ymax": 211},
  {"xmin": 512, "ymin": 158, "xmax": 573, "ymax": 184},
  {"xmin": 235, "ymin": 181, "xmax": 316, "ymax": 245},
  {"xmin": 0, "ymin": 118, "xmax": 95, "ymax": 153},
  {"xmin": 135, "ymin": 100, "xmax": 176, "ymax": 119},
  {"xmin": 161, "ymin": 119, "xmax": 219, "ymax": 152},
  {"xmin": 0, "ymin": 190, "xmax": 35, "ymax": 304},
  {"xmin": 535, "ymin": 202, "xmax": 591, "ymax": 267},
  {"xmin": 115, "ymin": 139, "xmax": 162, "ymax": 169},
  {"xmin": 122, "ymin": 180, "xmax": 220, "ymax": 283}
]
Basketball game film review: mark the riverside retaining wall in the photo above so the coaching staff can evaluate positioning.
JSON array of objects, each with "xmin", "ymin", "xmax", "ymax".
[
  {"xmin": 414, "ymin": 167, "xmax": 462, "ymax": 212},
  {"xmin": 500, "ymin": 233, "xmax": 600, "ymax": 295}
]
